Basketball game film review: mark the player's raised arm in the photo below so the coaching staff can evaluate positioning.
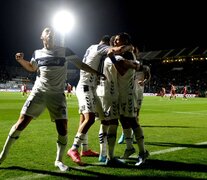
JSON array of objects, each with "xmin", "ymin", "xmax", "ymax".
[{"xmin": 15, "ymin": 52, "xmax": 37, "ymax": 72}]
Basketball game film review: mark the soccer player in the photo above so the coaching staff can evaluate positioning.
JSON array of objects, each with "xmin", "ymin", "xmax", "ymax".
[
  {"xmin": 160, "ymin": 86, "xmax": 166, "ymax": 98},
  {"xmin": 97, "ymin": 36, "xmax": 117, "ymax": 163},
  {"xmin": 118, "ymin": 63, "xmax": 151, "ymax": 145},
  {"xmin": 66, "ymin": 82, "xmax": 72, "ymax": 98},
  {"xmin": 67, "ymin": 35, "xmax": 133, "ymax": 165},
  {"xmin": 0, "ymin": 27, "xmax": 105, "ymax": 172},
  {"xmin": 113, "ymin": 33, "xmax": 149, "ymax": 166},
  {"xmin": 21, "ymin": 83, "xmax": 27, "ymax": 97},
  {"xmin": 182, "ymin": 85, "xmax": 187, "ymax": 99},
  {"xmin": 119, "ymin": 63, "xmax": 151, "ymax": 167},
  {"xmin": 97, "ymin": 34, "xmax": 140, "ymax": 166},
  {"xmin": 170, "ymin": 83, "xmax": 176, "ymax": 99}
]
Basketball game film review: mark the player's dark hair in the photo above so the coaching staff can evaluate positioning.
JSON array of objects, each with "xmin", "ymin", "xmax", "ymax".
[
  {"xmin": 101, "ymin": 35, "xmax": 110, "ymax": 45},
  {"xmin": 117, "ymin": 32, "xmax": 132, "ymax": 45}
]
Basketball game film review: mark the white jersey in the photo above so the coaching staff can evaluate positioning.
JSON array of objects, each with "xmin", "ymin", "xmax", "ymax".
[
  {"xmin": 76, "ymin": 43, "xmax": 109, "ymax": 114},
  {"xmin": 30, "ymin": 46, "xmax": 80, "ymax": 93},
  {"xmin": 135, "ymin": 71, "xmax": 145, "ymax": 83},
  {"xmin": 78, "ymin": 43, "xmax": 109, "ymax": 87},
  {"xmin": 21, "ymin": 46, "xmax": 79, "ymax": 121},
  {"xmin": 21, "ymin": 84, "xmax": 26, "ymax": 92}
]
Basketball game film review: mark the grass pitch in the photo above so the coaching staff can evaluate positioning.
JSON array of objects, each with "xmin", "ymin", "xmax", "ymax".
[{"xmin": 0, "ymin": 92, "xmax": 207, "ymax": 179}]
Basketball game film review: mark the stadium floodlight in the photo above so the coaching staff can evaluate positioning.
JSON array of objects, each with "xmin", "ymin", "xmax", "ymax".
[{"xmin": 52, "ymin": 10, "xmax": 75, "ymax": 46}]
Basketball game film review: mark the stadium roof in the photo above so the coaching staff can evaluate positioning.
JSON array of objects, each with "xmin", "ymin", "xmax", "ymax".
[{"xmin": 139, "ymin": 47, "xmax": 207, "ymax": 60}]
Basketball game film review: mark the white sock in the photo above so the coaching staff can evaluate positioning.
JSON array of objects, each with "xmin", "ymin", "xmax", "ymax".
[
  {"xmin": 81, "ymin": 133, "xmax": 88, "ymax": 152},
  {"xmin": 107, "ymin": 125, "xmax": 118, "ymax": 159},
  {"xmin": 123, "ymin": 128, "xmax": 134, "ymax": 150},
  {"xmin": 56, "ymin": 134, "xmax": 68, "ymax": 162},
  {"xmin": 99, "ymin": 124, "xmax": 108, "ymax": 156},
  {"xmin": 0, "ymin": 125, "xmax": 21, "ymax": 163},
  {"xmin": 133, "ymin": 126, "xmax": 145, "ymax": 153},
  {"xmin": 55, "ymin": 134, "xmax": 69, "ymax": 171},
  {"xmin": 71, "ymin": 132, "xmax": 85, "ymax": 151}
]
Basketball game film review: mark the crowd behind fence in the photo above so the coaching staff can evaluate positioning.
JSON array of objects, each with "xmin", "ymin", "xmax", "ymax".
[{"xmin": 1, "ymin": 61, "xmax": 207, "ymax": 97}]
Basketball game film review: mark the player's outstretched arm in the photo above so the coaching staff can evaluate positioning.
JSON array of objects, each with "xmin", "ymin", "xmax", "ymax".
[
  {"xmin": 69, "ymin": 58, "xmax": 106, "ymax": 80},
  {"xmin": 15, "ymin": 52, "xmax": 37, "ymax": 72}
]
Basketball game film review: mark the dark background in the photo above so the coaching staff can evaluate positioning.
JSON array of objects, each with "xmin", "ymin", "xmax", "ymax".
[{"xmin": 1, "ymin": 0, "xmax": 206, "ymax": 65}]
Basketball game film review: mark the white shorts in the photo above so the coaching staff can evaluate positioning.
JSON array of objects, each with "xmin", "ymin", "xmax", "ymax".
[
  {"xmin": 119, "ymin": 92, "xmax": 138, "ymax": 118},
  {"xmin": 136, "ymin": 85, "xmax": 144, "ymax": 109},
  {"xmin": 21, "ymin": 91, "xmax": 68, "ymax": 122},
  {"xmin": 96, "ymin": 84, "xmax": 119, "ymax": 120},
  {"xmin": 76, "ymin": 84, "xmax": 102, "ymax": 114}
]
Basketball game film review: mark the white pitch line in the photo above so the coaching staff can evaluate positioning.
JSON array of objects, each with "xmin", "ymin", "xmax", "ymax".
[
  {"xmin": 195, "ymin": 141, "xmax": 207, "ymax": 145},
  {"xmin": 144, "ymin": 108, "xmax": 207, "ymax": 115},
  {"xmin": 6, "ymin": 174, "xmax": 50, "ymax": 180},
  {"xmin": 5, "ymin": 141, "xmax": 207, "ymax": 180},
  {"xmin": 174, "ymin": 111, "xmax": 207, "ymax": 115},
  {"xmin": 149, "ymin": 147, "xmax": 186, "ymax": 155},
  {"xmin": 131, "ymin": 141, "xmax": 207, "ymax": 157},
  {"xmin": 73, "ymin": 141, "xmax": 207, "ymax": 167}
]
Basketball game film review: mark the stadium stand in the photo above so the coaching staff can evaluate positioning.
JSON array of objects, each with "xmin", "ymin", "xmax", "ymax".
[
  {"xmin": 1, "ymin": 47, "xmax": 207, "ymax": 97},
  {"xmin": 139, "ymin": 46, "xmax": 207, "ymax": 97}
]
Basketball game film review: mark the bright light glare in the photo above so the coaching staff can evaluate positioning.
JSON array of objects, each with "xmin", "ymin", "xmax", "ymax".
[{"xmin": 52, "ymin": 10, "xmax": 75, "ymax": 34}]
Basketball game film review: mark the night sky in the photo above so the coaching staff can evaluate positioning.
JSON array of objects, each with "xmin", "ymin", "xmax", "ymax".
[{"xmin": 1, "ymin": 0, "xmax": 206, "ymax": 65}]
